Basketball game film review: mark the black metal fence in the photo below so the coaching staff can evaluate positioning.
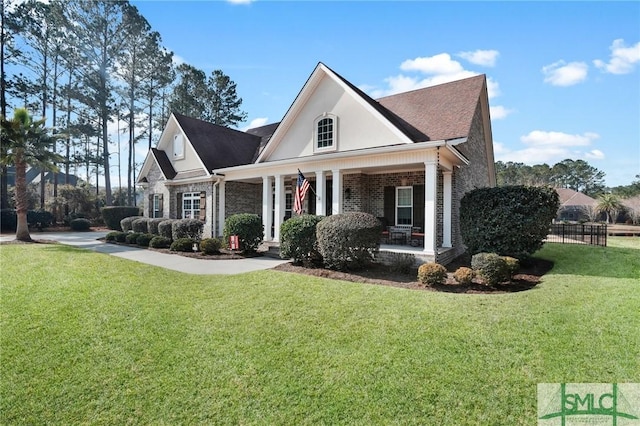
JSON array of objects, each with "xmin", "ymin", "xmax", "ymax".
[{"xmin": 547, "ymin": 223, "xmax": 607, "ymax": 247}]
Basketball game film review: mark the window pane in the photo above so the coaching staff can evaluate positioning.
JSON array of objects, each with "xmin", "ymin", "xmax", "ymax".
[
  {"xmin": 397, "ymin": 188, "xmax": 412, "ymax": 206},
  {"xmin": 397, "ymin": 207, "xmax": 412, "ymax": 225}
]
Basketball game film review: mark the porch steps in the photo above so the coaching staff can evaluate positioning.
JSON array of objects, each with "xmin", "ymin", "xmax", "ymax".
[{"xmin": 260, "ymin": 242, "xmax": 282, "ymax": 259}]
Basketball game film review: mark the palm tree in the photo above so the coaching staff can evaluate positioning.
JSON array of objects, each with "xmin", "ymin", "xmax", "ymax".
[
  {"xmin": 1, "ymin": 108, "xmax": 61, "ymax": 241},
  {"xmin": 596, "ymin": 193, "xmax": 623, "ymax": 224}
]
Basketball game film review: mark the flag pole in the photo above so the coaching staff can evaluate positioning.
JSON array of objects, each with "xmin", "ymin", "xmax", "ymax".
[{"xmin": 298, "ymin": 169, "xmax": 317, "ymax": 197}]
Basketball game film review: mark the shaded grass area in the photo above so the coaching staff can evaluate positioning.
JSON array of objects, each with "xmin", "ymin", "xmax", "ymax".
[{"xmin": 1, "ymin": 239, "xmax": 638, "ymax": 425}]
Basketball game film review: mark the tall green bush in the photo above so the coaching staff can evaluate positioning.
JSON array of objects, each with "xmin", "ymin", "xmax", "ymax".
[
  {"xmin": 316, "ymin": 212, "xmax": 381, "ymax": 271},
  {"xmin": 148, "ymin": 218, "xmax": 166, "ymax": 235},
  {"xmin": 171, "ymin": 219, "xmax": 204, "ymax": 241},
  {"xmin": 101, "ymin": 206, "xmax": 140, "ymax": 230},
  {"xmin": 223, "ymin": 213, "xmax": 263, "ymax": 253},
  {"xmin": 279, "ymin": 214, "xmax": 324, "ymax": 265},
  {"xmin": 132, "ymin": 218, "xmax": 149, "ymax": 234},
  {"xmin": 158, "ymin": 220, "xmax": 175, "ymax": 240},
  {"xmin": 120, "ymin": 216, "xmax": 138, "ymax": 232},
  {"xmin": 460, "ymin": 185, "xmax": 559, "ymax": 258}
]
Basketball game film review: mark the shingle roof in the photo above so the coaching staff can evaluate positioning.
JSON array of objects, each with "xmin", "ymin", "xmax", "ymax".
[
  {"xmin": 151, "ymin": 148, "xmax": 176, "ymax": 179},
  {"xmin": 376, "ymin": 74, "xmax": 486, "ymax": 142},
  {"xmin": 173, "ymin": 113, "xmax": 262, "ymax": 171},
  {"xmin": 246, "ymin": 122, "xmax": 280, "ymax": 162},
  {"xmin": 556, "ymin": 188, "xmax": 597, "ymax": 206}
]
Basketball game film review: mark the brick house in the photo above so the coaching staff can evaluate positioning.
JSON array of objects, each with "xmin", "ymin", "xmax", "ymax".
[{"xmin": 137, "ymin": 63, "xmax": 496, "ymax": 264}]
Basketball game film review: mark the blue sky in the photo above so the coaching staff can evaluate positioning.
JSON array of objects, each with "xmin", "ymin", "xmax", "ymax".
[{"xmin": 132, "ymin": 0, "xmax": 640, "ymax": 187}]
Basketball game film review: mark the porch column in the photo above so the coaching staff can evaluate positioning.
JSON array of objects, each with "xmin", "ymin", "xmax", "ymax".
[
  {"xmin": 262, "ymin": 176, "xmax": 273, "ymax": 241},
  {"xmin": 218, "ymin": 180, "xmax": 226, "ymax": 236},
  {"xmin": 211, "ymin": 182, "xmax": 218, "ymax": 238},
  {"xmin": 424, "ymin": 162, "xmax": 437, "ymax": 255},
  {"xmin": 443, "ymin": 171, "xmax": 452, "ymax": 248},
  {"xmin": 315, "ymin": 170, "xmax": 325, "ymax": 216},
  {"xmin": 331, "ymin": 169, "xmax": 343, "ymax": 215},
  {"xmin": 273, "ymin": 174, "xmax": 285, "ymax": 241}
]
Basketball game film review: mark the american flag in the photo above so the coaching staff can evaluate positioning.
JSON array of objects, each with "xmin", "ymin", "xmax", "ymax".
[{"xmin": 293, "ymin": 170, "xmax": 310, "ymax": 215}]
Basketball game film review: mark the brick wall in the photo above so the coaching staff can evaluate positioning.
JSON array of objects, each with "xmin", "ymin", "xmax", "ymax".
[{"xmin": 225, "ymin": 182, "xmax": 262, "ymax": 218}]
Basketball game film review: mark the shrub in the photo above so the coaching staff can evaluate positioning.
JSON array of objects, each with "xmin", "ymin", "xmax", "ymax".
[
  {"xmin": 471, "ymin": 252, "xmax": 509, "ymax": 286},
  {"xmin": 69, "ymin": 218, "xmax": 91, "ymax": 231},
  {"xmin": 200, "ymin": 238, "xmax": 222, "ymax": 255},
  {"xmin": 27, "ymin": 210, "xmax": 55, "ymax": 229},
  {"xmin": 460, "ymin": 185, "xmax": 559, "ymax": 259},
  {"xmin": 170, "ymin": 237, "xmax": 197, "ymax": 252},
  {"xmin": 453, "ymin": 267, "xmax": 474, "ymax": 285},
  {"xmin": 101, "ymin": 206, "xmax": 140, "ymax": 230},
  {"xmin": 132, "ymin": 218, "xmax": 149, "ymax": 233},
  {"xmin": 316, "ymin": 212, "xmax": 382, "ymax": 271},
  {"xmin": 387, "ymin": 252, "xmax": 417, "ymax": 274},
  {"xmin": 172, "ymin": 219, "xmax": 204, "ymax": 241},
  {"xmin": 0, "ymin": 209, "xmax": 17, "ymax": 231},
  {"xmin": 136, "ymin": 233, "xmax": 154, "ymax": 247},
  {"xmin": 126, "ymin": 232, "xmax": 143, "ymax": 244},
  {"xmin": 279, "ymin": 214, "xmax": 323, "ymax": 265},
  {"xmin": 502, "ymin": 256, "xmax": 520, "ymax": 279},
  {"xmin": 63, "ymin": 212, "xmax": 86, "ymax": 226},
  {"xmin": 105, "ymin": 231, "xmax": 125, "ymax": 242},
  {"xmin": 120, "ymin": 216, "xmax": 138, "ymax": 232},
  {"xmin": 417, "ymin": 262, "xmax": 447, "ymax": 285},
  {"xmin": 149, "ymin": 236, "xmax": 172, "ymax": 249},
  {"xmin": 223, "ymin": 213, "xmax": 264, "ymax": 253},
  {"xmin": 148, "ymin": 218, "xmax": 166, "ymax": 235},
  {"xmin": 158, "ymin": 220, "xmax": 175, "ymax": 240},
  {"xmin": 114, "ymin": 232, "xmax": 127, "ymax": 243}
]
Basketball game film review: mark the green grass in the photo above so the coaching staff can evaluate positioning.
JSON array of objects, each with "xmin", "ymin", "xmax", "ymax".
[{"xmin": 1, "ymin": 238, "xmax": 638, "ymax": 425}]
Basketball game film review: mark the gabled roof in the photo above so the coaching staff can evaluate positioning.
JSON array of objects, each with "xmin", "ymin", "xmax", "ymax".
[
  {"xmin": 246, "ymin": 122, "xmax": 280, "ymax": 162},
  {"xmin": 377, "ymin": 74, "xmax": 486, "ymax": 142},
  {"xmin": 556, "ymin": 188, "xmax": 597, "ymax": 207},
  {"xmin": 173, "ymin": 113, "xmax": 262, "ymax": 171},
  {"xmin": 151, "ymin": 148, "xmax": 176, "ymax": 179}
]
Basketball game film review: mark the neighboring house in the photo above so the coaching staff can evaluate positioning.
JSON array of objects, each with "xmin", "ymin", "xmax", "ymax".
[
  {"xmin": 137, "ymin": 63, "xmax": 496, "ymax": 264},
  {"xmin": 556, "ymin": 188, "xmax": 598, "ymax": 222},
  {"xmin": 5, "ymin": 166, "xmax": 79, "ymax": 187}
]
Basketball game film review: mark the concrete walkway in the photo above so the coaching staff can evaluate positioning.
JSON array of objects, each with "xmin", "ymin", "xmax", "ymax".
[{"xmin": 0, "ymin": 231, "xmax": 289, "ymax": 275}]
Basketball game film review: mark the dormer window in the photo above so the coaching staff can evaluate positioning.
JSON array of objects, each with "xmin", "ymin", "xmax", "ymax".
[
  {"xmin": 314, "ymin": 113, "xmax": 337, "ymax": 153},
  {"xmin": 173, "ymin": 134, "xmax": 184, "ymax": 159}
]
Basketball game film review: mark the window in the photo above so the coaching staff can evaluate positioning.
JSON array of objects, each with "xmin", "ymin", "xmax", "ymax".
[
  {"xmin": 182, "ymin": 192, "xmax": 200, "ymax": 219},
  {"xmin": 396, "ymin": 187, "xmax": 413, "ymax": 226},
  {"xmin": 152, "ymin": 194, "xmax": 162, "ymax": 218},
  {"xmin": 314, "ymin": 114, "xmax": 337, "ymax": 152},
  {"xmin": 173, "ymin": 134, "xmax": 184, "ymax": 159}
]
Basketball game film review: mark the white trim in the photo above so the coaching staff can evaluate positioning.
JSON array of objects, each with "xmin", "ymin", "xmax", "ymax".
[
  {"xmin": 395, "ymin": 186, "xmax": 413, "ymax": 226},
  {"xmin": 443, "ymin": 171, "xmax": 452, "ymax": 248},
  {"xmin": 262, "ymin": 176, "xmax": 273, "ymax": 241},
  {"xmin": 172, "ymin": 134, "xmax": 184, "ymax": 160},
  {"xmin": 315, "ymin": 170, "xmax": 326, "ymax": 216},
  {"xmin": 423, "ymin": 161, "xmax": 438, "ymax": 255},
  {"xmin": 331, "ymin": 169, "xmax": 342, "ymax": 215},
  {"xmin": 313, "ymin": 113, "xmax": 338, "ymax": 153}
]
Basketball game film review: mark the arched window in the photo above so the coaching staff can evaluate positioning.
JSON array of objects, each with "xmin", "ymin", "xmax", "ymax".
[{"xmin": 314, "ymin": 114, "xmax": 337, "ymax": 152}]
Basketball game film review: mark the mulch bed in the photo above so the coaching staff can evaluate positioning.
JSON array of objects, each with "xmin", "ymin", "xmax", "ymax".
[{"xmin": 273, "ymin": 255, "xmax": 554, "ymax": 294}]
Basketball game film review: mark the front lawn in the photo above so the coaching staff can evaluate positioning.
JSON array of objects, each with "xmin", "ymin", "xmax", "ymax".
[{"xmin": 1, "ymin": 238, "xmax": 638, "ymax": 424}]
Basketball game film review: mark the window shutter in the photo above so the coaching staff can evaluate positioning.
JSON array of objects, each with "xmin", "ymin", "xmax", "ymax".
[
  {"xmin": 176, "ymin": 193, "xmax": 183, "ymax": 219},
  {"xmin": 158, "ymin": 194, "xmax": 163, "ymax": 217},
  {"xmin": 413, "ymin": 185, "xmax": 425, "ymax": 230},
  {"xmin": 148, "ymin": 194, "xmax": 153, "ymax": 217},
  {"xmin": 383, "ymin": 186, "xmax": 395, "ymax": 226},
  {"xmin": 199, "ymin": 192, "xmax": 206, "ymax": 221}
]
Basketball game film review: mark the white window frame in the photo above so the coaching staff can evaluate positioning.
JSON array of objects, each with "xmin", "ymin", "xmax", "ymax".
[
  {"xmin": 313, "ymin": 113, "xmax": 338, "ymax": 153},
  {"xmin": 173, "ymin": 134, "xmax": 184, "ymax": 160},
  {"xmin": 396, "ymin": 186, "xmax": 413, "ymax": 226},
  {"xmin": 182, "ymin": 192, "xmax": 200, "ymax": 219},
  {"xmin": 152, "ymin": 194, "xmax": 162, "ymax": 218}
]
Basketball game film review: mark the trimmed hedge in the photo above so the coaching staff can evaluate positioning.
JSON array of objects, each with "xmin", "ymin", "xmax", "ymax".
[
  {"xmin": 200, "ymin": 238, "xmax": 222, "ymax": 255},
  {"xmin": 147, "ymin": 218, "xmax": 166, "ymax": 235},
  {"xmin": 101, "ymin": 206, "xmax": 140, "ymax": 231},
  {"xmin": 279, "ymin": 214, "xmax": 323, "ymax": 265},
  {"xmin": 170, "ymin": 238, "xmax": 197, "ymax": 252},
  {"xmin": 1, "ymin": 209, "xmax": 55, "ymax": 231},
  {"xmin": 136, "ymin": 233, "xmax": 154, "ymax": 247},
  {"xmin": 158, "ymin": 220, "xmax": 175, "ymax": 240},
  {"xmin": 223, "ymin": 214, "xmax": 264, "ymax": 253},
  {"xmin": 149, "ymin": 236, "xmax": 171, "ymax": 249},
  {"xmin": 460, "ymin": 185, "xmax": 559, "ymax": 259},
  {"xmin": 125, "ymin": 232, "xmax": 143, "ymax": 244},
  {"xmin": 172, "ymin": 219, "xmax": 204, "ymax": 241},
  {"xmin": 120, "ymin": 216, "xmax": 138, "ymax": 233},
  {"xmin": 69, "ymin": 218, "xmax": 91, "ymax": 231},
  {"xmin": 316, "ymin": 212, "xmax": 381, "ymax": 271},
  {"xmin": 132, "ymin": 218, "xmax": 149, "ymax": 234},
  {"xmin": 105, "ymin": 231, "xmax": 126, "ymax": 242},
  {"xmin": 471, "ymin": 252, "xmax": 509, "ymax": 286},
  {"xmin": 417, "ymin": 262, "xmax": 447, "ymax": 286}
]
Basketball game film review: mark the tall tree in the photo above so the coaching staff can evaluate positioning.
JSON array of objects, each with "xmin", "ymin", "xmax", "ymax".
[
  {"xmin": 1, "ymin": 108, "xmax": 61, "ymax": 241},
  {"xmin": 168, "ymin": 64, "xmax": 208, "ymax": 120},
  {"xmin": 63, "ymin": 0, "xmax": 130, "ymax": 206},
  {"xmin": 206, "ymin": 69, "xmax": 247, "ymax": 127},
  {"xmin": 596, "ymin": 193, "xmax": 623, "ymax": 224}
]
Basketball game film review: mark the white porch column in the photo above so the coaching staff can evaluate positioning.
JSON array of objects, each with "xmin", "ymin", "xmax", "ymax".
[
  {"xmin": 273, "ymin": 174, "xmax": 285, "ymax": 241},
  {"xmin": 315, "ymin": 170, "xmax": 325, "ymax": 216},
  {"xmin": 211, "ymin": 182, "xmax": 218, "ymax": 238},
  {"xmin": 443, "ymin": 171, "xmax": 452, "ymax": 248},
  {"xmin": 424, "ymin": 162, "xmax": 438, "ymax": 254},
  {"xmin": 218, "ymin": 180, "xmax": 226, "ymax": 237},
  {"xmin": 262, "ymin": 176, "xmax": 273, "ymax": 241},
  {"xmin": 331, "ymin": 169, "xmax": 343, "ymax": 215}
]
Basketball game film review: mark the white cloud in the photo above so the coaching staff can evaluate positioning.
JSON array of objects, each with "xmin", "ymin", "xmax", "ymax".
[
  {"xmin": 227, "ymin": 0, "xmax": 254, "ymax": 4},
  {"xmin": 594, "ymin": 39, "xmax": 640, "ymax": 74},
  {"xmin": 490, "ymin": 105, "xmax": 514, "ymax": 120},
  {"xmin": 400, "ymin": 53, "xmax": 465, "ymax": 74},
  {"xmin": 172, "ymin": 54, "xmax": 186, "ymax": 66},
  {"xmin": 458, "ymin": 49, "xmax": 499, "ymax": 67},
  {"xmin": 241, "ymin": 117, "xmax": 269, "ymax": 132},
  {"xmin": 495, "ymin": 130, "xmax": 603, "ymax": 164},
  {"xmin": 542, "ymin": 61, "xmax": 588, "ymax": 86}
]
